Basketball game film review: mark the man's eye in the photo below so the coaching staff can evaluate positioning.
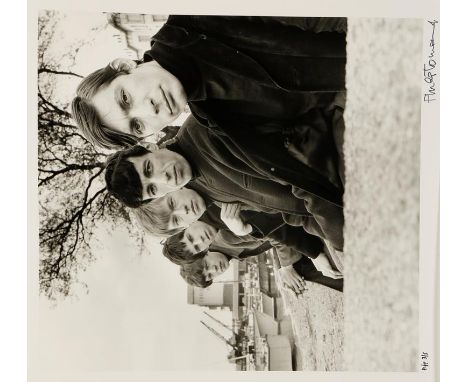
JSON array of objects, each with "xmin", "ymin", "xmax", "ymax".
[
  {"xmin": 144, "ymin": 160, "xmax": 151, "ymax": 176},
  {"xmin": 169, "ymin": 198, "xmax": 174, "ymax": 209},
  {"xmin": 173, "ymin": 216, "xmax": 179, "ymax": 226},
  {"xmin": 121, "ymin": 89, "xmax": 129, "ymax": 105},
  {"xmin": 187, "ymin": 235, "xmax": 193, "ymax": 243},
  {"xmin": 147, "ymin": 162, "xmax": 152, "ymax": 176},
  {"xmin": 194, "ymin": 245, "xmax": 200, "ymax": 253}
]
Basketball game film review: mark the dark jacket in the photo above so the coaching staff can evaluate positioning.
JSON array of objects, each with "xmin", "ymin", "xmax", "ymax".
[
  {"xmin": 292, "ymin": 255, "xmax": 343, "ymax": 292},
  {"xmin": 145, "ymin": 15, "xmax": 346, "ymax": 206},
  {"xmin": 174, "ymin": 122, "xmax": 310, "ymax": 215},
  {"xmin": 174, "ymin": 116, "xmax": 344, "ymax": 250},
  {"xmin": 200, "ymin": 203, "xmax": 324, "ymax": 261},
  {"xmin": 147, "ymin": 16, "xmax": 346, "ymax": 93},
  {"xmin": 209, "ymin": 230, "xmax": 342, "ymax": 292}
]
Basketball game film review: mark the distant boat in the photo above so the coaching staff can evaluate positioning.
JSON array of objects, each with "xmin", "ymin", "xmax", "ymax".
[{"xmin": 201, "ymin": 309, "xmax": 292, "ymax": 371}]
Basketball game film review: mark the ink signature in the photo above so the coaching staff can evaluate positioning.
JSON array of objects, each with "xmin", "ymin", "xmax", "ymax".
[{"xmin": 424, "ymin": 20, "xmax": 438, "ymax": 103}]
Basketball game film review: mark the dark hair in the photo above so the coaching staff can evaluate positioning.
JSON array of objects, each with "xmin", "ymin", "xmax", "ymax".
[
  {"xmin": 105, "ymin": 145, "xmax": 152, "ymax": 208},
  {"xmin": 179, "ymin": 258, "xmax": 212, "ymax": 288},
  {"xmin": 163, "ymin": 231, "xmax": 207, "ymax": 265},
  {"xmin": 71, "ymin": 65, "xmax": 138, "ymax": 150}
]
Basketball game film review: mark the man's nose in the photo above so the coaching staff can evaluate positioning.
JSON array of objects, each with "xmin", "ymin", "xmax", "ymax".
[
  {"xmin": 132, "ymin": 100, "xmax": 157, "ymax": 117},
  {"xmin": 155, "ymin": 170, "xmax": 170, "ymax": 184},
  {"xmin": 148, "ymin": 97, "xmax": 159, "ymax": 113},
  {"xmin": 174, "ymin": 206, "xmax": 186, "ymax": 215}
]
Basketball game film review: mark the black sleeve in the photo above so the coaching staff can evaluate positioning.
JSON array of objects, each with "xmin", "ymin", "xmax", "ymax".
[
  {"xmin": 254, "ymin": 17, "xmax": 347, "ymax": 33},
  {"xmin": 267, "ymin": 224, "xmax": 324, "ymax": 259},
  {"xmin": 292, "ymin": 256, "xmax": 343, "ymax": 292},
  {"xmin": 179, "ymin": 15, "xmax": 347, "ymax": 34}
]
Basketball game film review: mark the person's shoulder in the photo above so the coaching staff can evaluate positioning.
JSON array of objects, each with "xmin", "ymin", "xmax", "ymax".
[
  {"xmin": 182, "ymin": 114, "xmax": 205, "ymax": 129},
  {"xmin": 182, "ymin": 114, "xmax": 215, "ymax": 141}
]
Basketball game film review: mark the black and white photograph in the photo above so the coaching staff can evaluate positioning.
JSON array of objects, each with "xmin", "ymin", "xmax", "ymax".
[{"xmin": 28, "ymin": 0, "xmax": 439, "ymax": 380}]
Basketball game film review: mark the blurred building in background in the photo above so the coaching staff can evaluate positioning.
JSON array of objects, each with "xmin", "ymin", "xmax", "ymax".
[
  {"xmin": 187, "ymin": 283, "xmax": 234, "ymax": 310},
  {"xmin": 105, "ymin": 13, "xmax": 168, "ymax": 59},
  {"xmin": 188, "ymin": 254, "xmax": 295, "ymax": 371}
]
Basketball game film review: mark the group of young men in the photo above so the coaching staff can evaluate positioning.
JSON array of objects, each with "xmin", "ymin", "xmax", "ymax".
[{"xmin": 71, "ymin": 15, "xmax": 348, "ymax": 294}]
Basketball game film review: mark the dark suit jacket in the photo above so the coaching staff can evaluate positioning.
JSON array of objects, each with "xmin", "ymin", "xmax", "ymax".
[
  {"xmin": 174, "ymin": 122, "xmax": 310, "ymax": 215},
  {"xmin": 174, "ymin": 116, "xmax": 344, "ymax": 250},
  {"xmin": 200, "ymin": 204, "xmax": 324, "ymax": 260},
  {"xmin": 145, "ymin": 15, "xmax": 346, "ymax": 206},
  {"xmin": 148, "ymin": 16, "xmax": 346, "ymax": 92}
]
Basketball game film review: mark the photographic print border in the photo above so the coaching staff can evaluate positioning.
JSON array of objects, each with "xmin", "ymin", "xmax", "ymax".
[{"xmin": 28, "ymin": 1, "xmax": 439, "ymax": 381}]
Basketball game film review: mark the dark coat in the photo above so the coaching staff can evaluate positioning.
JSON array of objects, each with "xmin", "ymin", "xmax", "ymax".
[
  {"xmin": 148, "ymin": 15, "xmax": 347, "ymax": 92},
  {"xmin": 174, "ymin": 121, "xmax": 310, "ymax": 216},
  {"xmin": 292, "ymin": 255, "xmax": 343, "ymax": 292},
  {"xmin": 145, "ymin": 15, "xmax": 347, "ymax": 206},
  {"xmin": 175, "ymin": 116, "xmax": 344, "ymax": 250},
  {"xmin": 200, "ymin": 204, "xmax": 324, "ymax": 261}
]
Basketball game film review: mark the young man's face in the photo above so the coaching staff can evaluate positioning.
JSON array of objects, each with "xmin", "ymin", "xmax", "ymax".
[
  {"xmin": 129, "ymin": 148, "xmax": 192, "ymax": 199},
  {"xmin": 180, "ymin": 221, "xmax": 218, "ymax": 254},
  {"xmin": 163, "ymin": 188, "xmax": 206, "ymax": 231},
  {"xmin": 203, "ymin": 251, "xmax": 230, "ymax": 281},
  {"xmin": 92, "ymin": 61, "xmax": 187, "ymax": 138}
]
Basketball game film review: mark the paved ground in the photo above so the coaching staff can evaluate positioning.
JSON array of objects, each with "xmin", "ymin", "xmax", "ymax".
[
  {"xmin": 278, "ymin": 282, "xmax": 344, "ymax": 371},
  {"xmin": 278, "ymin": 18, "xmax": 422, "ymax": 371},
  {"xmin": 343, "ymin": 18, "xmax": 421, "ymax": 371}
]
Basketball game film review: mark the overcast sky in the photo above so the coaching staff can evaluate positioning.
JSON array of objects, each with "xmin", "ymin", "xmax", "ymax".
[
  {"xmin": 37, "ymin": 10, "xmax": 235, "ymax": 372},
  {"xmin": 38, "ymin": 225, "xmax": 235, "ymax": 371}
]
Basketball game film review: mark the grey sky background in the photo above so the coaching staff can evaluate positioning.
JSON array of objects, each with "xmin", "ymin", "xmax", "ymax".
[
  {"xmin": 37, "ymin": 11, "xmax": 235, "ymax": 371},
  {"xmin": 38, "ymin": 224, "xmax": 235, "ymax": 371}
]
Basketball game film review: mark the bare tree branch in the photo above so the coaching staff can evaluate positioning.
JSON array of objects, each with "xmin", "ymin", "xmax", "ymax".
[
  {"xmin": 37, "ymin": 11, "xmax": 144, "ymax": 300},
  {"xmin": 38, "ymin": 68, "xmax": 84, "ymax": 78}
]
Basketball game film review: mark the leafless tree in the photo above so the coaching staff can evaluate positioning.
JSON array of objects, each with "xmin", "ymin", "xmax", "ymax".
[{"xmin": 37, "ymin": 10, "xmax": 144, "ymax": 300}]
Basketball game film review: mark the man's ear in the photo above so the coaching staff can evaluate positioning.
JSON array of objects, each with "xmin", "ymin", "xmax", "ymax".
[
  {"xmin": 109, "ymin": 58, "xmax": 137, "ymax": 73},
  {"xmin": 140, "ymin": 141, "xmax": 159, "ymax": 151}
]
